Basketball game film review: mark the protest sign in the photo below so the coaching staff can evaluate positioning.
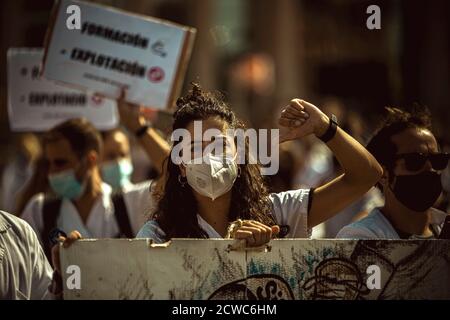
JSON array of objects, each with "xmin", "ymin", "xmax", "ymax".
[
  {"xmin": 7, "ymin": 48, "xmax": 118, "ymax": 132},
  {"xmin": 60, "ymin": 239, "xmax": 450, "ymax": 300},
  {"xmin": 43, "ymin": 0, "xmax": 196, "ymax": 110}
]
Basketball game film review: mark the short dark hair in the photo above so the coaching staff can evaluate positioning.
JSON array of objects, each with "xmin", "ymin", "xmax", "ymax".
[
  {"xmin": 366, "ymin": 105, "xmax": 433, "ymax": 171},
  {"xmin": 43, "ymin": 118, "xmax": 102, "ymax": 159}
]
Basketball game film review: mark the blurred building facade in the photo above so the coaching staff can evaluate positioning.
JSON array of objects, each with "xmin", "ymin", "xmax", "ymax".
[{"xmin": 1, "ymin": 0, "xmax": 449, "ymax": 167}]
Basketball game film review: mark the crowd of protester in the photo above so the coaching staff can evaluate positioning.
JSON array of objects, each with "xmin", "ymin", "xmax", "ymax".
[
  {"xmin": 1, "ymin": 81, "xmax": 449, "ymax": 299},
  {"xmin": 1, "ymin": 3, "xmax": 449, "ymax": 297}
]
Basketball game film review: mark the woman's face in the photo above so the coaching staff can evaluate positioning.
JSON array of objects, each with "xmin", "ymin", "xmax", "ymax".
[{"xmin": 178, "ymin": 116, "xmax": 237, "ymax": 178}]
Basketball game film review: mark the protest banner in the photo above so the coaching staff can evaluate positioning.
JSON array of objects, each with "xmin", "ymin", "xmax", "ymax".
[
  {"xmin": 42, "ymin": 0, "xmax": 196, "ymax": 110},
  {"xmin": 7, "ymin": 48, "xmax": 118, "ymax": 132},
  {"xmin": 60, "ymin": 239, "xmax": 450, "ymax": 300}
]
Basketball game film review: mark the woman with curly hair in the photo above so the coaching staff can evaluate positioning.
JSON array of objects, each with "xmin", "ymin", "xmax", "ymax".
[{"xmin": 137, "ymin": 84, "xmax": 382, "ymax": 246}]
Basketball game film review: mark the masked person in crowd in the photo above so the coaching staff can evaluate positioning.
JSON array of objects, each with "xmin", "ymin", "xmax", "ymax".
[
  {"xmin": 337, "ymin": 107, "xmax": 450, "ymax": 239},
  {"xmin": 100, "ymin": 128, "xmax": 135, "ymax": 192},
  {"xmin": 99, "ymin": 128, "xmax": 151, "ymax": 229},
  {"xmin": 99, "ymin": 125, "xmax": 169, "ymax": 230},
  {"xmin": 20, "ymin": 115, "xmax": 169, "ymax": 262},
  {"xmin": 99, "ymin": 91, "xmax": 171, "ymax": 227},
  {"xmin": 100, "ymin": 93, "xmax": 170, "ymax": 192},
  {"xmin": 135, "ymin": 84, "xmax": 382, "ymax": 246}
]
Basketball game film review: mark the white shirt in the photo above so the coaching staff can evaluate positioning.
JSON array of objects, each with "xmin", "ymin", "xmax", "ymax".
[
  {"xmin": 0, "ymin": 211, "xmax": 53, "ymax": 299},
  {"xmin": 121, "ymin": 180, "xmax": 156, "ymax": 233},
  {"xmin": 136, "ymin": 188, "xmax": 311, "ymax": 241},
  {"xmin": 312, "ymin": 187, "xmax": 384, "ymax": 239},
  {"xmin": 21, "ymin": 181, "xmax": 153, "ymax": 243},
  {"xmin": 336, "ymin": 207, "xmax": 448, "ymax": 239}
]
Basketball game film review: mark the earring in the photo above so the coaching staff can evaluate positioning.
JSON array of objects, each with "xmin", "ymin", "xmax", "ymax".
[
  {"xmin": 178, "ymin": 174, "xmax": 187, "ymax": 187},
  {"xmin": 237, "ymin": 167, "xmax": 241, "ymax": 178}
]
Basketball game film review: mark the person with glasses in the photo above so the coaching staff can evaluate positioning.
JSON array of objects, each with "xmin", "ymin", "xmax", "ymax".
[{"xmin": 337, "ymin": 106, "xmax": 450, "ymax": 239}]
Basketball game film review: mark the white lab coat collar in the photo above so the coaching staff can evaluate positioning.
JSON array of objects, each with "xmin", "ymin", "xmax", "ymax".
[
  {"xmin": 375, "ymin": 207, "xmax": 447, "ymax": 225},
  {"xmin": 0, "ymin": 213, "xmax": 11, "ymax": 232},
  {"xmin": 373, "ymin": 207, "xmax": 448, "ymax": 238},
  {"xmin": 59, "ymin": 182, "xmax": 113, "ymax": 214},
  {"xmin": 99, "ymin": 182, "xmax": 113, "ymax": 206},
  {"xmin": 196, "ymin": 214, "xmax": 223, "ymax": 238},
  {"xmin": 57, "ymin": 183, "xmax": 113, "ymax": 238},
  {"xmin": 429, "ymin": 207, "xmax": 448, "ymax": 225},
  {"xmin": 119, "ymin": 180, "xmax": 134, "ymax": 193}
]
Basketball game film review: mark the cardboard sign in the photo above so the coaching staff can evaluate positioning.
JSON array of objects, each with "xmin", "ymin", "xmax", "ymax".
[
  {"xmin": 7, "ymin": 48, "xmax": 118, "ymax": 132},
  {"xmin": 60, "ymin": 239, "xmax": 450, "ymax": 300},
  {"xmin": 43, "ymin": 0, "xmax": 196, "ymax": 110}
]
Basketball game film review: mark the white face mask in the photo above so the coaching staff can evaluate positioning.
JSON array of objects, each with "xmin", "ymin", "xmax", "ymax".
[{"xmin": 184, "ymin": 153, "xmax": 238, "ymax": 201}]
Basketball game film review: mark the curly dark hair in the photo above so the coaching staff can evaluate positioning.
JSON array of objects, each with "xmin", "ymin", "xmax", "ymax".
[{"xmin": 152, "ymin": 83, "xmax": 276, "ymax": 239}]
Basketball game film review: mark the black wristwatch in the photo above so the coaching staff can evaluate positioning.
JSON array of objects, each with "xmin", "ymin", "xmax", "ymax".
[
  {"xmin": 135, "ymin": 124, "xmax": 151, "ymax": 138},
  {"xmin": 318, "ymin": 114, "xmax": 338, "ymax": 143}
]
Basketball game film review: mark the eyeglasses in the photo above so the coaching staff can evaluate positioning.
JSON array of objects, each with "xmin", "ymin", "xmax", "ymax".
[{"xmin": 395, "ymin": 152, "xmax": 450, "ymax": 171}]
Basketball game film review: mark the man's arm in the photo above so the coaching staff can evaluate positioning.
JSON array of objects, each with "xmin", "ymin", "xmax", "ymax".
[{"xmin": 117, "ymin": 92, "xmax": 171, "ymax": 174}]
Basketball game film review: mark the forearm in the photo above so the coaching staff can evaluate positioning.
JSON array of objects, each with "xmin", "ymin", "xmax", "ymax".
[
  {"xmin": 137, "ymin": 127, "xmax": 170, "ymax": 174},
  {"xmin": 278, "ymin": 99, "xmax": 383, "ymax": 227},
  {"xmin": 47, "ymin": 270, "xmax": 63, "ymax": 300},
  {"xmin": 117, "ymin": 95, "xmax": 171, "ymax": 174},
  {"xmin": 324, "ymin": 126, "xmax": 382, "ymax": 184},
  {"xmin": 308, "ymin": 127, "xmax": 382, "ymax": 227}
]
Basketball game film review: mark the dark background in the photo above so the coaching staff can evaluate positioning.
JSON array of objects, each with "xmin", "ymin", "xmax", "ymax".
[{"xmin": 1, "ymin": 0, "xmax": 449, "ymax": 160}]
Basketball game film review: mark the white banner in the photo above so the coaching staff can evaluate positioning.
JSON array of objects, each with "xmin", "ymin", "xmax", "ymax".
[
  {"xmin": 7, "ymin": 48, "xmax": 118, "ymax": 132},
  {"xmin": 43, "ymin": 0, "xmax": 196, "ymax": 109},
  {"xmin": 60, "ymin": 239, "xmax": 450, "ymax": 300}
]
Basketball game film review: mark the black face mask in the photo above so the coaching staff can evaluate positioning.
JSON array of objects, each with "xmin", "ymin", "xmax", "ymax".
[{"xmin": 390, "ymin": 171, "xmax": 443, "ymax": 212}]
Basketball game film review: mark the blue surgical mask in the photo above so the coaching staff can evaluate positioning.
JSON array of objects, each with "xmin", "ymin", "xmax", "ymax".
[
  {"xmin": 101, "ymin": 158, "xmax": 133, "ymax": 190},
  {"xmin": 48, "ymin": 168, "xmax": 86, "ymax": 200}
]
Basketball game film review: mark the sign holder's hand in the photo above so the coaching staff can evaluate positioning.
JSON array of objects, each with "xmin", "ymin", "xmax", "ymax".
[
  {"xmin": 116, "ymin": 88, "xmax": 171, "ymax": 175},
  {"xmin": 117, "ymin": 88, "xmax": 147, "ymax": 133},
  {"xmin": 227, "ymin": 220, "xmax": 280, "ymax": 251},
  {"xmin": 49, "ymin": 230, "xmax": 82, "ymax": 298}
]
